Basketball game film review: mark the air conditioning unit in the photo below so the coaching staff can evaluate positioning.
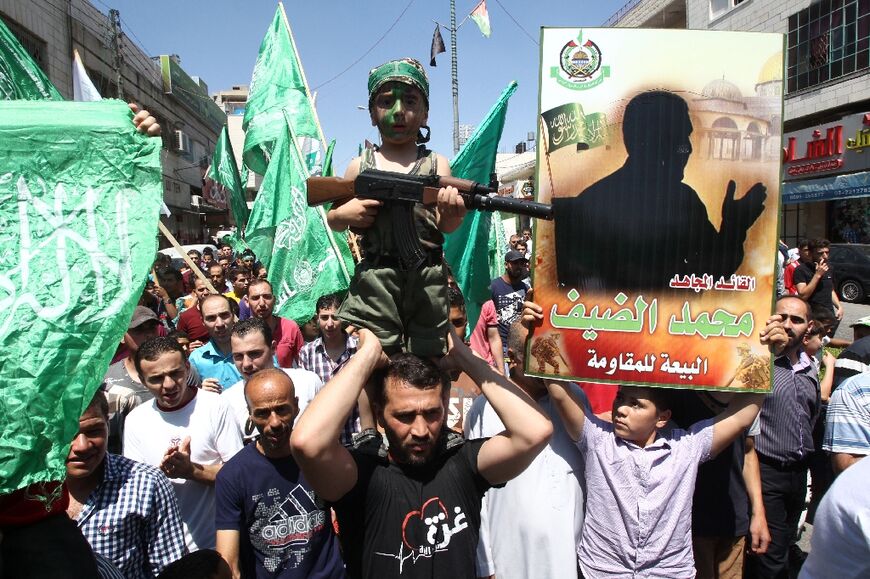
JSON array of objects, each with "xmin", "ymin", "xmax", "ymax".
[
  {"xmin": 173, "ymin": 129, "xmax": 191, "ymax": 154},
  {"xmin": 191, "ymin": 194, "xmax": 202, "ymax": 207}
]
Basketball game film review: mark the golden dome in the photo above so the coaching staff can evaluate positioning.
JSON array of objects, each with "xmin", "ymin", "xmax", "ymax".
[{"xmin": 757, "ymin": 53, "xmax": 783, "ymax": 84}]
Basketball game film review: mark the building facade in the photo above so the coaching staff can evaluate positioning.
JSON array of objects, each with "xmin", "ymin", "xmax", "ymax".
[
  {"xmin": 1, "ymin": 0, "xmax": 229, "ymax": 245},
  {"xmin": 606, "ymin": 0, "xmax": 870, "ymax": 247}
]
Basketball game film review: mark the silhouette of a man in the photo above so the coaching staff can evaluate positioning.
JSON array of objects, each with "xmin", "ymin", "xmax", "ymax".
[{"xmin": 554, "ymin": 91, "xmax": 766, "ymax": 291}]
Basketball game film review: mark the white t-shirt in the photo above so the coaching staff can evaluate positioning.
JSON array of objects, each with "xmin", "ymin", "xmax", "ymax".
[
  {"xmin": 221, "ymin": 367, "xmax": 323, "ymax": 442},
  {"xmin": 124, "ymin": 389, "xmax": 243, "ymax": 551},
  {"xmin": 464, "ymin": 384, "xmax": 587, "ymax": 579}
]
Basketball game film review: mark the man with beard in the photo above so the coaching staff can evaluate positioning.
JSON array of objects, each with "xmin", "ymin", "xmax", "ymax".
[
  {"xmin": 491, "ymin": 251, "xmax": 530, "ymax": 370},
  {"xmin": 465, "ymin": 320, "xmax": 586, "ymax": 579},
  {"xmin": 176, "ymin": 276, "xmax": 213, "ymax": 346},
  {"xmin": 746, "ymin": 296, "xmax": 821, "ymax": 578},
  {"xmin": 208, "ymin": 262, "xmax": 233, "ymax": 294},
  {"xmin": 290, "ymin": 329, "xmax": 553, "ymax": 579},
  {"xmin": 215, "ymin": 369, "xmax": 344, "ymax": 578}
]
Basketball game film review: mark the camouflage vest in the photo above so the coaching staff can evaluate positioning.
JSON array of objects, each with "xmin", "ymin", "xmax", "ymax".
[{"xmin": 358, "ymin": 145, "xmax": 443, "ymax": 257}]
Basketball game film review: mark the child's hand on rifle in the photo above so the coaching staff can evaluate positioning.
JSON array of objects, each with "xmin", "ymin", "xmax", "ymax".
[
  {"xmin": 327, "ymin": 198, "xmax": 383, "ymax": 230},
  {"xmin": 435, "ymin": 186, "xmax": 467, "ymax": 233}
]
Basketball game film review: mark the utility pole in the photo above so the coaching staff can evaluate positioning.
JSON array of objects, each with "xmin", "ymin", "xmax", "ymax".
[
  {"xmin": 108, "ymin": 9, "xmax": 123, "ymax": 99},
  {"xmin": 450, "ymin": 0, "xmax": 459, "ymax": 154}
]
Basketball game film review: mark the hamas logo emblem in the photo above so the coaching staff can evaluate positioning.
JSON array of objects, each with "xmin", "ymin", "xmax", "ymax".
[{"xmin": 551, "ymin": 32, "xmax": 610, "ymax": 91}]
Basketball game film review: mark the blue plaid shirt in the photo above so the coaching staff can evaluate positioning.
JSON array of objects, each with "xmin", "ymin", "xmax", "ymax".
[
  {"xmin": 74, "ymin": 454, "xmax": 187, "ymax": 578},
  {"xmin": 299, "ymin": 335, "xmax": 359, "ymax": 445}
]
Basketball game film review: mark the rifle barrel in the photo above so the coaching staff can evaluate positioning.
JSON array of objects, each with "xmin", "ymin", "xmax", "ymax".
[{"xmin": 469, "ymin": 194, "xmax": 553, "ymax": 220}]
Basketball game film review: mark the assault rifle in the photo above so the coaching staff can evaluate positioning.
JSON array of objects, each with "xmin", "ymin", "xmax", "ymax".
[{"xmin": 307, "ymin": 169, "xmax": 553, "ymax": 269}]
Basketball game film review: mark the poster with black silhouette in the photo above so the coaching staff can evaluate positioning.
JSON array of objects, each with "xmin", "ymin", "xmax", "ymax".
[{"xmin": 528, "ymin": 28, "xmax": 783, "ymax": 391}]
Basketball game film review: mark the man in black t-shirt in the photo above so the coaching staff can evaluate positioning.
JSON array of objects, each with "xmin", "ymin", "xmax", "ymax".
[
  {"xmin": 290, "ymin": 329, "xmax": 553, "ymax": 579},
  {"xmin": 491, "ymin": 250, "xmax": 530, "ymax": 360},
  {"xmin": 793, "ymin": 238, "xmax": 844, "ymax": 330}
]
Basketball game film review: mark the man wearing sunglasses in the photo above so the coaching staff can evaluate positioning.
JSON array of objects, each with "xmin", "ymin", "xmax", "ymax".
[{"xmin": 747, "ymin": 295, "xmax": 821, "ymax": 578}]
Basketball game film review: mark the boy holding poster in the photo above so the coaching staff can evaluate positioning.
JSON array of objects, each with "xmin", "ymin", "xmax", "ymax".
[{"xmin": 522, "ymin": 299, "xmax": 782, "ymax": 578}]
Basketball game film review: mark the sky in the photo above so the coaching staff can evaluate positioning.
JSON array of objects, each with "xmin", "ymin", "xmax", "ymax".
[{"xmin": 93, "ymin": 0, "xmax": 627, "ymax": 174}]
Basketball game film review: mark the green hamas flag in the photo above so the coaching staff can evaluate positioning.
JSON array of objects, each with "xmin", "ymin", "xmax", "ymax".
[
  {"xmin": 208, "ymin": 125, "xmax": 250, "ymax": 231},
  {"xmin": 0, "ymin": 17, "xmax": 63, "ymax": 100},
  {"xmin": 444, "ymin": 81, "xmax": 517, "ymax": 329},
  {"xmin": 246, "ymin": 110, "xmax": 353, "ymax": 323},
  {"xmin": 243, "ymin": 2, "xmax": 321, "ymax": 176},
  {"xmin": 0, "ymin": 100, "xmax": 162, "ymax": 494}
]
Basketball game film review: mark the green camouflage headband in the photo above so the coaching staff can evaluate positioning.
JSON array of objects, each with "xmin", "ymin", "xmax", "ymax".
[{"xmin": 367, "ymin": 58, "xmax": 429, "ymax": 106}]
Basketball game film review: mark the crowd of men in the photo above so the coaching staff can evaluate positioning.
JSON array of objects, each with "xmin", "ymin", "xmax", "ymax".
[
  {"xmin": 2, "ymin": 80, "xmax": 868, "ymax": 579},
  {"xmin": 2, "ymin": 227, "xmax": 866, "ymax": 579}
]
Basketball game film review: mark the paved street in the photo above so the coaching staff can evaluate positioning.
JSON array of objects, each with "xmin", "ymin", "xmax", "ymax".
[{"xmin": 835, "ymin": 301, "xmax": 870, "ymax": 342}]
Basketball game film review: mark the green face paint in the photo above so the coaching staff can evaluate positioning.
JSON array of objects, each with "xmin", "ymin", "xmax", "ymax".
[
  {"xmin": 373, "ymin": 84, "xmax": 423, "ymax": 142},
  {"xmin": 381, "ymin": 86, "xmax": 405, "ymax": 138}
]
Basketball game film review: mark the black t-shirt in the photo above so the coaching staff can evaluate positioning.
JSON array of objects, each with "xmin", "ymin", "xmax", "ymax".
[
  {"xmin": 668, "ymin": 392, "xmax": 750, "ymax": 537},
  {"xmin": 793, "ymin": 262, "xmax": 834, "ymax": 312},
  {"xmin": 333, "ymin": 437, "xmax": 494, "ymax": 579},
  {"xmin": 491, "ymin": 277, "xmax": 529, "ymax": 344}
]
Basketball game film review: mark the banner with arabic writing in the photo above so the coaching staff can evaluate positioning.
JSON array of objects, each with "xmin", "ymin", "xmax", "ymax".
[
  {"xmin": 529, "ymin": 28, "xmax": 783, "ymax": 391},
  {"xmin": 0, "ymin": 100, "xmax": 162, "ymax": 493}
]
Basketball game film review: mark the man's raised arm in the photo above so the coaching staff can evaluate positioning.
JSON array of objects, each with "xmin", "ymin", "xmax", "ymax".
[
  {"xmin": 445, "ymin": 331, "xmax": 553, "ymax": 486},
  {"xmin": 290, "ymin": 330, "xmax": 386, "ymax": 502},
  {"xmin": 521, "ymin": 292, "xmax": 587, "ymax": 442},
  {"xmin": 710, "ymin": 313, "xmax": 785, "ymax": 456}
]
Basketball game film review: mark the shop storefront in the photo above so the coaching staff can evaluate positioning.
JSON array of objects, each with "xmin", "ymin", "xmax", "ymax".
[{"xmin": 782, "ymin": 112, "xmax": 870, "ymax": 245}]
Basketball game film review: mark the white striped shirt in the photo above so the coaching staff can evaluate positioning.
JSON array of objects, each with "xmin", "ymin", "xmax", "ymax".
[{"xmin": 824, "ymin": 372, "xmax": 870, "ymax": 455}]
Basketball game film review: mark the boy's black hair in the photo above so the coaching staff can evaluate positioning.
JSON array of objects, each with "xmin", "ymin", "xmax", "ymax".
[
  {"xmin": 134, "ymin": 336, "xmax": 186, "ymax": 376},
  {"xmin": 316, "ymin": 293, "xmax": 343, "ymax": 312},
  {"xmin": 166, "ymin": 329, "xmax": 189, "ymax": 341},
  {"xmin": 232, "ymin": 317, "xmax": 273, "ymax": 345},
  {"xmin": 447, "ymin": 285, "xmax": 465, "ymax": 309}
]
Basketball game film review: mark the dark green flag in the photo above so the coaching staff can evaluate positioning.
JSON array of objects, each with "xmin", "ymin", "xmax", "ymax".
[
  {"xmin": 0, "ymin": 100, "xmax": 162, "ymax": 494},
  {"xmin": 0, "ymin": 17, "xmax": 63, "ymax": 100},
  {"xmin": 246, "ymin": 110, "xmax": 354, "ymax": 323},
  {"xmin": 208, "ymin": 125, "xmax": 250, "ymax": 231},
  {"xmin": 444, "ymin": 81, "xmax": 518, "ymax": 329}
]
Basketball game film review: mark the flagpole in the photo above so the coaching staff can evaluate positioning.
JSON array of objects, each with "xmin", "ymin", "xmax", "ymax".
[
  {"xmin": 451, "ymin": 0, "xmax": 459, "ymax": 154},
  {"xmin": 278, "ymin": 2, "xmax": 328, "ymax": 149},
  {"xmin": 276, "ymin": 3, "xmax": 350, "ymax": 283}
]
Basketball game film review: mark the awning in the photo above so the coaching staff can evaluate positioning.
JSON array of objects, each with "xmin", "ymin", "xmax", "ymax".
[{"xmin": 782, "ymin": 171, "xmax": 870, "ymax": 204}]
